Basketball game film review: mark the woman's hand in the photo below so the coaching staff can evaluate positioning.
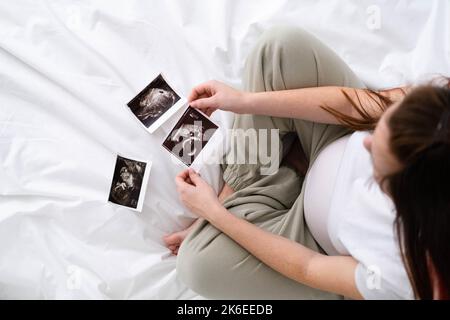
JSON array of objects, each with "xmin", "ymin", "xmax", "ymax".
[
  {"xmin": 175, "ymin": 168, "xmax": 222, "ymax": 220},
  {"xmin": 188, "ymin": 80, "xmax": 249, "ymax": 116}
]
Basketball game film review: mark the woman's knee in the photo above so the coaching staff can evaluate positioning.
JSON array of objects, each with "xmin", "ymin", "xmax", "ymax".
[
  {"xmin": 244, "ymin": 26, "xmax": 322, "ymax": 91},
  {"xmin": 257, "ymin": 25, "xmax": 313, "ymax": 51}
]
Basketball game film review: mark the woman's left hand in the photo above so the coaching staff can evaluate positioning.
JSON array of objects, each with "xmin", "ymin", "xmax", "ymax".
[{"xmin": 175, "ymin": 169, "xmax": 222, "ymax": 220}]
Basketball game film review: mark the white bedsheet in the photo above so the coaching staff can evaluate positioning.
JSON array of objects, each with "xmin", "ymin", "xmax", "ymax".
[{"xmin": 0, "ymin": 0, "xmax": 449, "ymax": 299}]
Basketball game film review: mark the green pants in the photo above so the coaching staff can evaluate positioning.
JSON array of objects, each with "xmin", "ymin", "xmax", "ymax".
[{"xmin": 177, "ymin": 26, "xmax": 365, "ymax": 299}]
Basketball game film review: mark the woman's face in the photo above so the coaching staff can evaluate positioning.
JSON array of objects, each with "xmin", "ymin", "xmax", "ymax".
[{"xmin": 363, "ymin": 103, "xmax": 402, "ymax": 189}]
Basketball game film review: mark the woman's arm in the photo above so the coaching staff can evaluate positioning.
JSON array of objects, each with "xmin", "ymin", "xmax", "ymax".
[
  {"xmin": 208, "ymin": 205, "xmax": 362, "ymax": 299},
  {"xmin": 189, "ymin": 80, "xmax": 407, "ymax": 124},
  {"xmin": 175, "ymin": 169, "xmax": 363, "ymax": 300},
  {"xmin": 244, "ymin": 86, "xmax": 405, "ymax": 124}
]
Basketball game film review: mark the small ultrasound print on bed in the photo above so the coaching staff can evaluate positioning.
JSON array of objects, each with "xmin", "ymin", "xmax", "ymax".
[
  {"xmin": 108, "ymin": 155, "xmax": 151, "ymax": 212},
  {"xmin": 127, "ymin": 74, "xmax": 185, "ymax": 133},
  {"xmin": 162, "ymin": 107, "xmax": 218, "ymax": 167}
]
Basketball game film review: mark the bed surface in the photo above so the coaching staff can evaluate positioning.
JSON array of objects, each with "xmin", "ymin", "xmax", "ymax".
[{"xmin": 0, "ymin": 0, "xmax": 449, "ymax": 299}]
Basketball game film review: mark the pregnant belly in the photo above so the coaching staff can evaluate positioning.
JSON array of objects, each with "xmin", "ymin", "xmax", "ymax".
[{"xmin": 303, "ymin": 134, "xmax": 351, "ymax": 256}]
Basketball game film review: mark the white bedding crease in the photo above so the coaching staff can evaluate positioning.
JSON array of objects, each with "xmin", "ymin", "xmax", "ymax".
[{"xmin": 0, "ymin": 0, "xmax": 449, "ymax": 299}]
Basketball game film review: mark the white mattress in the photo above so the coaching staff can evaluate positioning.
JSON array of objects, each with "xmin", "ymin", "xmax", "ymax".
[{"xmin": 0, "ymin": 0, "xmax": 449, "ymax": 299}]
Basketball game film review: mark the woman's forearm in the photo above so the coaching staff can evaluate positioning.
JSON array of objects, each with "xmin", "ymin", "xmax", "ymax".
[
  {"xmin": 242, "ymin": 86, "xmax": 405, "ymax": 123},
  {"xmin": 207, "ymin": 205, "xmax": 362, "ymax": 299}
]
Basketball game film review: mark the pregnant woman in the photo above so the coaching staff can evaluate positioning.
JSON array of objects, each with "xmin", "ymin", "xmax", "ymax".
[{"xmin": 164, "ymin": 27, "xmax": 450, "ymax": 300}]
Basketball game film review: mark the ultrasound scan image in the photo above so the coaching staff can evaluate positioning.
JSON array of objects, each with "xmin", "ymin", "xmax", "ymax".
[
  {"xmin": 163, "ymin": 107, "xmax": 218, "ymax": 166},
  {"xmin": 108, "ymin": 155, "xmax": 147, "ymax": 210},
  {"xmin": 127, "ymin": 74, "xmax": 181, "ymax": 128}
]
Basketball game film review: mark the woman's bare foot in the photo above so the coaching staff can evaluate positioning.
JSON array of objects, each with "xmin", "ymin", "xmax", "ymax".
[{"xmin": 163, "ymin": 219, "xmax": 200, "ymax": 255}]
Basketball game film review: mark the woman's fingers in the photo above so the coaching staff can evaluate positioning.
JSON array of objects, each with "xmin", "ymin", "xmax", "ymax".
[
  {"xmin": 190, "ymin": 96, "xmax": 216, "ymax": 111},
  {"xmin": 202, "ymin": 109, "xmax": 215, "ymax": 117},
  {"xmin": 175, "ymin": 169, "xmax": 197, "ymax": 187},
  {"xmin": 175, "ymin": 169, "xmax": 205, "ymax": 207},
  {"xmin": 185, "ymin": 176, "xmax": 193, "ymax": 185},
  {"xmin": 175, "ymin": 170, "xmax": 192, "ymax": 191},
  {"xmin": 188, "ymin": 80, "xmax": 245, "ymax": 114},
  {"xmin": 188, "ymin": 81, "xmax": 215, "ymax": 102},
  {"xmin": 188, "ymin": 80, "xmax": 221, "ymax": 113},
  {"xmin": 197, "ymin": 92, "xmax": 211, "ymax": 100},
  {"xmin": 187, "ymin": 169, "xmax": 203, "ymax": 186},
  {"xmin": 175, "ymin": 169, "xmax": 189, "ymax": 183}
]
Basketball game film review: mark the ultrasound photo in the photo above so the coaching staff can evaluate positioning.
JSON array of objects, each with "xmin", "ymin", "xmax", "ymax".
[
  {"xmin": 108, "ymin": 155, "xmax": 151, "ymax": 212},
  {"xmin": 163, "ymin": 107, "xmax": 218, "ymax": 166},
  {"xmin": 127, "ymin": 74, "xmax": 182, "ymax": 133}
]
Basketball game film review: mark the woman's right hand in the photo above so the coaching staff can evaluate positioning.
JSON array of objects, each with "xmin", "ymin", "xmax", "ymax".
[{"xmin": 188, "ymin": 80, "xmax": 249, "ymax": 116}]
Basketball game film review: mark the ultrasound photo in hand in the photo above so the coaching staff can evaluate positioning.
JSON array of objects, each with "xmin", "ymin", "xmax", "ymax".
[
  {"xmin": 108, "ymin": 155, "xmax": 151, "ymax": 212},
  {"xmin": 127, "ymin": 74, "xmax": 184, "ymax": 133},
  {"xmin": 162, "ymin": 107, "xmax": 218, "ymax": 167}
]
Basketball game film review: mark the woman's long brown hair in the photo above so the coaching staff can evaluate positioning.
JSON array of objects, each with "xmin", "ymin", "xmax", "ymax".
[
  {"xmin": 323, "ymin": 81, "xmax": 450, "ymax": 299},
  {"xmin": 320, "ymin": 88, "xmax": 397, "ymax": 131}
]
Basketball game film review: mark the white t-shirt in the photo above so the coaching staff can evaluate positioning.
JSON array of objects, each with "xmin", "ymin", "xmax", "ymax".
[{"xmin": 304, "ymin": 131, "xmax": 414, "ymax": 300}]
